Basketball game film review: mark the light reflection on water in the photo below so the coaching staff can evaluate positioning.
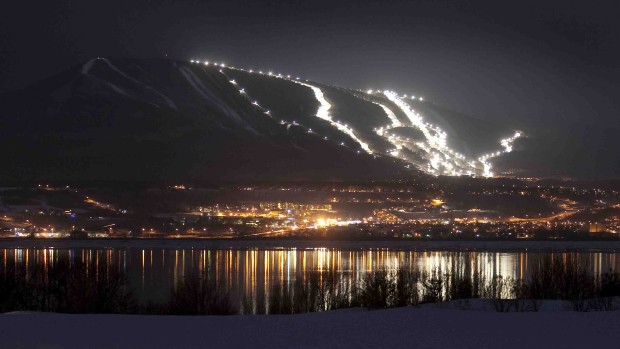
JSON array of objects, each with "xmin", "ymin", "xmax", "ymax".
[{"xmin": 2, "ymin": 248, "xmax": 619, "ymax": 307}]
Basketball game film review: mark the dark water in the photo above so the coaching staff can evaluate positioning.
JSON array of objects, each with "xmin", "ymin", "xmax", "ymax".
[{"xmin": 2, "ymin": 248, "xmax": 619, "ymax": 308}]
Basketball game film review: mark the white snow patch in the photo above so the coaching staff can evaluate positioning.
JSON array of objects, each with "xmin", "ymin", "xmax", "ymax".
[
  {"xmin": 81, "ymin": 58, "xmax": 134, "ymax": 99},
  {"xmin": 1, "ymin": 307, "xmax": 619, "ymax": 348},
  {"xmin": 81, "ymin": 58, "xmax": 97, "ymax": 75},
  {"xmin": 179, "ymin": 66, "xmax": 258, "ymax": 134},
  {"xmin": 105, "ymin": 82, "xmax": 130, "ymax": 97},
  {"xmin": 100, "ymin": 58, "xmax": 178, "ymax": 110}
]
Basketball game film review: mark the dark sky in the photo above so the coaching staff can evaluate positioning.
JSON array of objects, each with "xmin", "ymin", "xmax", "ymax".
[{"xmin": 1, "ymin": 0, "xmax": 619, "ymax": 130}]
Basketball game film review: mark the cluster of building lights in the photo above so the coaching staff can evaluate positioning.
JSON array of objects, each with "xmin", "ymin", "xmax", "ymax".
[{"xmin": 189, "ymin": 59, "xmax": 522, "ymax": 177}]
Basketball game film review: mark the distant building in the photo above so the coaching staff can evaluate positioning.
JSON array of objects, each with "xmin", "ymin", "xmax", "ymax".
[
  {"xmin": 589, "ymin": 223, "xmax": 607, "ymax": 233},
  {"xmin": 259, "ymin": 202, "xmax": 332, "ymax": 211}
]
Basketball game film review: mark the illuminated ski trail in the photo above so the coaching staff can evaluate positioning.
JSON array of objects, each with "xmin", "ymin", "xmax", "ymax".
[
  {"xmin": 478, "ymin": 131, "xmax": 523, "ymax": 177},
  {"xmin": 218, "ymin": 68, "xmax": 347, "ymax": 155},
  {"xmin": 180, "ymin": 65, "xmax": 258, "ymax": 134},
  {"xmin": 218, "ymin": 70, "xmax": 276, "ymax": 122},
  {"xmin": 345, "ymin": 91, "xmax": 416, "ymax": 165},
  {"xmin": 384, "ymin": 91, "xmax": 448, "ymax": 153},
  {"xmin": 370, "ymin": 100, "xmax": 402, "ymax": 128},
  {"xmin": 383, "ymin": 90, "xmax": 476, "ymax": 175},
  {"xmin": 189, "ymin": 59, "xmax": 524, "ymax": 177},
  {"xmin": 188, "ymin": 61, "xmax": 376, "ymax": 156},
  {"xmin": 291, "ymin": 80, "xmax": 374, "ymax": 155},
  {"xmin": 194, "ymin": 59, "xmax": 373, "ymax": 155}
]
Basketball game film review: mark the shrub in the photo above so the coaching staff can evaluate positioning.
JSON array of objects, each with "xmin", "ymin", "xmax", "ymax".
[
  {"xmin": 394, "ymin": 268, "xmax": 420, "ymax": 307},
  {"xmin": 167, "ymin": 272, "xmax": 235, "ymax": 315},
  {"xmin": 359, "ymin": 270, "xmax": 394, "ymax": 309},
  {"xmin": 484, "ymin": 276, "xmax": 514, "ymax": 312},
  {"xmin": 422, "ymin": 269, "xmax": 444, "ymax": 304},
  {"xmin": 0, "ymin": 261, "xmax": 135, "ymax": 314}
]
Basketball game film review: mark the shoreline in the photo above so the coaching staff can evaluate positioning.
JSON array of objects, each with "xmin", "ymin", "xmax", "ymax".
[{"xmin": 1, "ymin": 238, "xmax": 620, "ymax": 252}]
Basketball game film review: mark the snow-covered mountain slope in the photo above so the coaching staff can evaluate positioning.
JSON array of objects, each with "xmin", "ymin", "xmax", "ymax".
[
  {"xmin": 0, "ymin": 58, "xmax": 413, "ymax": 182},
  {"xmin": 3, "ymin": 57, "xmax": 602, "ymax": 182},
  {"xmin": 216, "ymin": 62, "xmax": 522, "ymax": 177}
]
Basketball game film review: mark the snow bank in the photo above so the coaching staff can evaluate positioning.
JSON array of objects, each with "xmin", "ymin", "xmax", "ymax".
[{"xmin": 1, "ymin": 307, "xmax": 619, "ymax": 348}]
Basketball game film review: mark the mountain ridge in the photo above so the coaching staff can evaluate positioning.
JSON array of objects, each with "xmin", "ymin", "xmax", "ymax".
[{"xmin": 1, "ymin": 57, "xmax": 616, "ymax": 181}]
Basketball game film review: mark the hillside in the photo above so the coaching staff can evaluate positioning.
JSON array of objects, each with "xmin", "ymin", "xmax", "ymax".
[{"xmin": 0, "ymin": 57, "xmax": 547, "ymax": 182}]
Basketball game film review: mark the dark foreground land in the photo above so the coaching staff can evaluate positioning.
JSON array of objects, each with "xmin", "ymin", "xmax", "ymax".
[{"xmin": 1, "ymin": 305, "xmax": 619, "ymax": 349}]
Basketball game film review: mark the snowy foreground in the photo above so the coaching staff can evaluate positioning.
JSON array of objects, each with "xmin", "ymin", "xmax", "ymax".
[{"xmin": 2, "ymin": 304, "xmax": 620, "ymax": 349}]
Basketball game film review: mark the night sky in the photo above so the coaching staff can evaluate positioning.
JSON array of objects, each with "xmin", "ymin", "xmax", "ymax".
[{"xmin": 1, "ymin": 0, "xmax": 619, "ymax": 130}]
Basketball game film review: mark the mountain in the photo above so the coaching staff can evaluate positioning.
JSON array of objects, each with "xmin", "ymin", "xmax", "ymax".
[
  {"xmin": 0, "ymin": 58, "xmax": 412, "ymax": 182},
  {"xmin": 0, "ymin": 57, "xmax": 613, "ymax": 182}
]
